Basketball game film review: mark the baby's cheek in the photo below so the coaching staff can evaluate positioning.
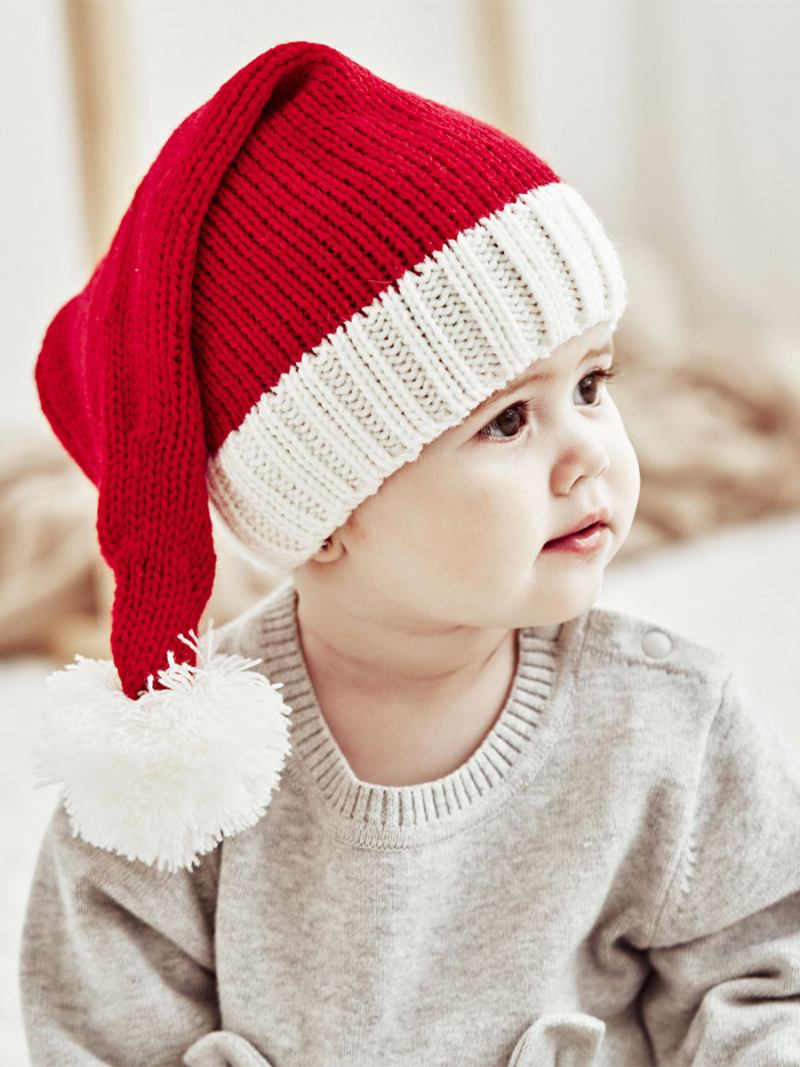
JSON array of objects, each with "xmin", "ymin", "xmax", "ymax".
[
  {"xmin": 614, "ymin": 434, "xmax": 641, "ymax": 514},
  {"xmin": 618, "ymin": 433, "xmax": 644, "ymax": 495}
]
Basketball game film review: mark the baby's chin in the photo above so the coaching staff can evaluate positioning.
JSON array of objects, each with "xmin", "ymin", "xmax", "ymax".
[{"xmin": 516, "ymin": 569, "xmax": 607, "ymax": 629}]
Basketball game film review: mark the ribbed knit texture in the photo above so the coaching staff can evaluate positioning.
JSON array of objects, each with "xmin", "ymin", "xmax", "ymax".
[
  {"xmin": 253, "ymin": 582, "xmax": 564, "ymax": 847},
  {"xmin": 206, "ymin": 181, "xmax": 627, "ymax": 574},
  {"xmin": 33, "ymin": 39, "xmax": 627, "ymax": 700},
  {"xmin": 192, "ymin": 48, "xmax": 563, "ymax": 453},
  {"xmin": 20, "ymin": 586, "xmax": 800, "ymax": 1065}
]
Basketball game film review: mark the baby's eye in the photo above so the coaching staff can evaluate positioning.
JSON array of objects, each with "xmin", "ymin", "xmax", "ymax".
[
  {"xmin": 475, "ymin": 367, "xmax": 619, "ymax": 443},
  {"xmin": 476, "ymin": 399, "xmax": 532, "ymax": 442}
]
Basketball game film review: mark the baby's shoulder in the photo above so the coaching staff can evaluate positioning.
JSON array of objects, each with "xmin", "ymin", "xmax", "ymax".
[
  {"xmin": 580, "ymin": 604, "xmax": 731, "ymax": 683},
  {"xmin": 571, "ymin": 604, "xmax": 734, "ymax": 728}
]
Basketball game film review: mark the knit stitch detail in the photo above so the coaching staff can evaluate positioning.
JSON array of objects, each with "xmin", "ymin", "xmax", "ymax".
[
  {"xmin": 207, "ymin": 181, "xmax": 627, "ymax": 576},
  {"xmin": 34, "ymin": 37, "xmax": 624, "ymax": 707},
  {"xmin": 240, "ymin": 582, "xmax": 579, "ymax": 848}
]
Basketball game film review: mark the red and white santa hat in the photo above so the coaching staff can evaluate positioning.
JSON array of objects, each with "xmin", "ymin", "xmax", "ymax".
[{"xmin": 33, "ymin": 40, "xmax": 628, "ymax": 872}]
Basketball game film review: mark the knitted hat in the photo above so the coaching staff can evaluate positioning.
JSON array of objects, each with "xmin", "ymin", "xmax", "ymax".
[{"xmin": 33, "ymin": 40, "xmax": 627, "ymax": 871}]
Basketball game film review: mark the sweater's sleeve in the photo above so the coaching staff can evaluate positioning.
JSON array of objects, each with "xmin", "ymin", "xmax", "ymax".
[
  {"xmin": 640, "ymin": 668, "xmax": 800, "ymax": 1065},
  {"xmin": 18, "ymin": 800, "xmax": 221, "ymax": 1066}
]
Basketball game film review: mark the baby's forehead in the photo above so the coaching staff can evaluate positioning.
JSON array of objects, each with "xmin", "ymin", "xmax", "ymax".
[
  {"xmin": 472, "ymin": 327, "xmax": 615, "ymax": 413},
  {"xmin": 416, "ymin": 323, "xmax": 615, "ymax": 458}
]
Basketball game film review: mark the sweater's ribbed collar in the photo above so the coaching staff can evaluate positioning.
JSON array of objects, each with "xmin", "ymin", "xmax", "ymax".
[{"xmin": 240, "ymin": 581, "xmax": 590, "ymax": 848}]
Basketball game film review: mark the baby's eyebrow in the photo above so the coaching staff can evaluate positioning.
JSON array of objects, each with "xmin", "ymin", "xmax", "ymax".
[{"xmin": 473, "ymin": 341, "xmax": 615, "ymax": 415}]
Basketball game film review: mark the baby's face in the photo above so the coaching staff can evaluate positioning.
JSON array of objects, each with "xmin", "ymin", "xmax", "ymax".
[{"xmin": 317, "ymin": 320, "xmax": 640, "ymax": 631}]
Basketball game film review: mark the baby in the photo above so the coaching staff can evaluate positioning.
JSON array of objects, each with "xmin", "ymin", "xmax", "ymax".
[
  {"xmin": 18, "ymin": 40, "xmax": 800, "ymax": 1067},
  {"xmin": 292, "ymin": 317, "xmax": 636, "ymax": 789}
]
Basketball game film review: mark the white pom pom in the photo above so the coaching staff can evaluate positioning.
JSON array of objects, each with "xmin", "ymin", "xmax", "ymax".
[{"xmin": 31, "ymin": 621, "xmax": 293, "ymax": 872}]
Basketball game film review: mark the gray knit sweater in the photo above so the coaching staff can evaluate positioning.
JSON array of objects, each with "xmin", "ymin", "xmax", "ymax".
[{"xmin": 18, "ymin": 581, "xmax": 800, "ymax": 1066}]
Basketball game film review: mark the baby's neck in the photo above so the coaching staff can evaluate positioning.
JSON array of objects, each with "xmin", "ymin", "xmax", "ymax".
[{"xmin": 299, "ymin": 626, "xmax": 519, "ymax": 788}]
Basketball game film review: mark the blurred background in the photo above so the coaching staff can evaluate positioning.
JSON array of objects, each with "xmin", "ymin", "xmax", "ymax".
[{"xmin": 2, "ymin": 1, "xmax": 799, "ymax": 1060}]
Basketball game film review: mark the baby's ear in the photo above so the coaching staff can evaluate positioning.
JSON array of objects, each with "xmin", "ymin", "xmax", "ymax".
[{"xmin": 310, "ymin": 534, "xmax": 344, "ymax": 564}]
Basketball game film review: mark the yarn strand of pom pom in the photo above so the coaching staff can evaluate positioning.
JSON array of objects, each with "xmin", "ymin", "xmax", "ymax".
[{"xmin": 31, "ymin": 619, "xmax": 294, "ymax": 872}]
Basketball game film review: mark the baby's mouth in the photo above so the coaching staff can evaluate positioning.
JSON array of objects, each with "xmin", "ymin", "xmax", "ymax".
[{"xmin": 542, "ymin": 521, "xmax": 609, "ymax": 551}]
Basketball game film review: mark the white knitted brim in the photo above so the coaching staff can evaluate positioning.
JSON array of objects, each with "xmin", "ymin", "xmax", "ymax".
[{"xmin": 206, "ymin": 181, "xmax": 628, "ymax": 575}]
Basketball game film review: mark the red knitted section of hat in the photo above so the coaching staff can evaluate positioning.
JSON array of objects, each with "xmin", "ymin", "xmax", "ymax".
[
  {"xmin": 192, "ymin": 50, "xmax": 560, "ymax": 453},
  {"xmin": 34, "ymin": 40, "xmax": 560, "ymax": 700}
]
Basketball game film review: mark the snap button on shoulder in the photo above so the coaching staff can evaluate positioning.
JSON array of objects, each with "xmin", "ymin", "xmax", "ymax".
[{"xmin": 641, "ymin": 629, "xmax": 672, "ymax": 658}]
